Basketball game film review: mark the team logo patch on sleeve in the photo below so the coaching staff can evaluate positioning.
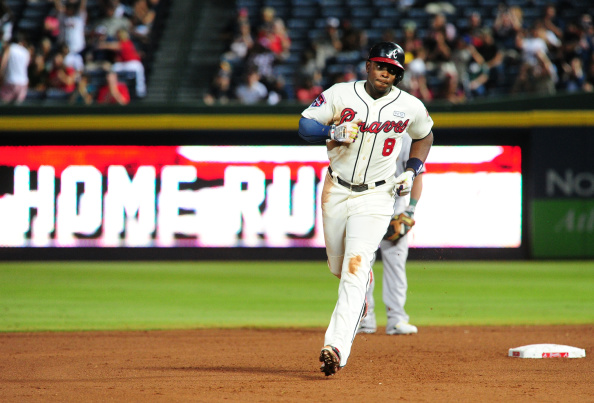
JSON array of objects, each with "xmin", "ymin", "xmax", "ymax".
[{"xmin": 311, "ymin": 93, "xmax": 326, "ymax": 107}]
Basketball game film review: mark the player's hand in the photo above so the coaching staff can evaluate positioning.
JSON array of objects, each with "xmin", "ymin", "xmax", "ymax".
[
  {"xmin": 394, "ymin": 170, "xmax": 414, "ymax": 196},
  {"xmin": 331, "ymin": 121, "xmax": 359, "ymax": 144}
]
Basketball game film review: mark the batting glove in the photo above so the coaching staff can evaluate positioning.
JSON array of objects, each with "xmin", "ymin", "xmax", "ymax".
[
  {"xmin": 330, "ymin": 122, "xmax": 359, "ymax": 143},
  {"xmin": 395, "ymin": 170, "xmax": 414, "ymax": 196}
]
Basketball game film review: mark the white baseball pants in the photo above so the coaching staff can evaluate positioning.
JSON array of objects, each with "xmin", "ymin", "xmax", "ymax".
[
  {"xmin": 321, "ymin": 171, "xmax": 395, "ymax": 366},
  {"xmin": 366, "ymin": 236, "xmax": 411, "ymax": 329}
]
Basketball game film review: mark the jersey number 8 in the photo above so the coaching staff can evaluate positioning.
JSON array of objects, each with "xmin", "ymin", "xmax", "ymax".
[{"xmin": 382, "ymin": 138, "xmax": 396, "ymax": 156}]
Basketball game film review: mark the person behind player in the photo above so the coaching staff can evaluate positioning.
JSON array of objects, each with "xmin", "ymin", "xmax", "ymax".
[
  {"xmin": 298, "ymin": 41, "xmax": 434, "ymax": 376},
  {"xmin": 358, "ymin": 133, "xmax": 424, "ymax": 335}
]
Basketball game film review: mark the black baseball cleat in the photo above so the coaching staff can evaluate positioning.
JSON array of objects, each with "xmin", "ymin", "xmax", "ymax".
[{"xmin": 319, "ymin": 346, "xmax": 341, "ymax": 376}]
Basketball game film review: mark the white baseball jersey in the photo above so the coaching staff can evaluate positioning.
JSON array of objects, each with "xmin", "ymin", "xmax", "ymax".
[{"xmin": 302, "ymin": 80, "xmax": 433, "ymax": 185}]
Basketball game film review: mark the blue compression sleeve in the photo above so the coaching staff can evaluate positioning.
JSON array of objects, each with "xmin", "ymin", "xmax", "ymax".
[{"xmin": 298, "ymin": 117, "xmax": 332, "ymax": 143}]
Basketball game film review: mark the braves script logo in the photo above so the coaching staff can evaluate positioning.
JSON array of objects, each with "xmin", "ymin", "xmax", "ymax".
[
  {"xmin": 311, "ymin": 94, "xmax": 326, "ymax": 107},
  {"xmin": 339, "ymin": 108, "xmax": 409, "ymax": 134}
]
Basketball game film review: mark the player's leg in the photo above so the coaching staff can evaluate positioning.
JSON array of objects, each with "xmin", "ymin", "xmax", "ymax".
[
  {"xmin": 324, "ymin": 190, "xmax": 394, "ymax": 366},
  {"xmin": 321, "ymin": 173, "xmax": 349, "ymax": 278},
  {"xmin": 358, "ymin": 255, "xmax": 377, "ymax": 333},
  {"xmin": 380, "ymin": 236, "xmax": 417, "ymax": 334}
]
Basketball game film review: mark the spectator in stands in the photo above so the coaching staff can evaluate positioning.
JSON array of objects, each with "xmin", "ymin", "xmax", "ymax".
[
  {"xmin": 298, "ymin": 46, "xmax": 320, "ymax": 80},
  {"xmin": 428, "ymin": 13, "xmax": 456, "ymax": 44},
  {"xmin": 47, "ymin": 51, "xmax": 77, "ymax": 95},
  {"xmin": 1, "ymin": 0, "xmax": 13, "ymax": 47},
  {"xmin": 401, "ymin": 47, "xmax": 432, "ymax": 102},
  {"xmin": 97, "ymin": 28, "xmax": 146, "ymax": 97},
  {"xmin": 493, "ymin": 5, "xmax": 522, "ymax": 57},
  {"xmin": 459, "ymin": 11, "xmax": 483, "ymax": 48},
  {"xmin": 517, "ymin": 24, "xmax": 552, "ymax": 68},
  {"xmin": 203, "ymin": 69, "xmax": 234, "ymax": 105},
  {"xmin": 102, "ymin": 0, "xmax": 127, "ymax": 18},
  {"xmin": 96, "ymin": 69, "xmax": 130, "ymax": 104},
  {"xmin": 451, "ymin": 35, "xmax": 475, "ymax": 97},
  {"xmin": 266, "ymin": 17, "xmax": 291, "ymax": 62},
  {"xmin": 559, "ymin": 55, "xmax": 586, "ymax": 92},
  {"xmin": 222, "ymin": 19, "xmax": 253, "ymax": 71},
  {"xmin": 512, "ymin": 50, "xmax": 557, "ymax": 95},
  {"xmin": 256, "ymin": 6, "xmax": 276, "ymax": 40},
  {"xmin": 39, "ymin": 37, "xmax": 54, "ymax": 68},
  {"xmin": 0, "ymin": 33, "xmax": 30, "ymax": 104},
  {"xmin": 43, "ymin": 4, "xmax": 61, "ymax": 45},
  {"xmin": 27, "ymin": 51, "xmax": 49, "ymax": 95},
  {"xmin": 400, "ymin": 21, "xmax": 423, "ymax": 56},
  {"xmin": 130, "ymin": 0, "xmax": 156, "ymax": 43},
  {"xmin": 266, "ymin": 75, "xmax": 288, "ymax": 105},
  {"xmin": 92, "ymin": 1, "xmax": 132, "ymax": 44},
  {"xmin": 462, "ymin": 43, "xmax": 491, "ymax": 99},
  {"xmin": 221, "ymin": 7, "xmax": 250, "ymax": 50},
  {"xmin": 475, "ymin": 28, "xmax": 505, "ymax": 90},
  {"xmin": 424, "ymin": 14, "xmax": 461, "ymax": 102},
  {"xmin": 60, "ymin": 43, "xmax": 85, "ymax": 80},
  {"xmin": 54, "ymin": 0, "xmax": 88, "ymax": 56},
  {"xmin": 296, "ymin": 73, "xmax": 323, "ymax": 104},
  {"xmin": 561, "ymin": 15, "xmax": 593, "ymax": 71},
  {"xmin": 245, "ymin": 37, "xmax": 276, "ymax": 90},
  {"xmin": 539, "ymin": 3, "xmax": 563, "ymax": 41},
  {"xmin": 69, "ymin": 71, "xmax": 94, "ymax": 104},
  {"xmin": 312, "ymin": 17, "xmax": 342, "ymax": 71},
  {"xmin": 536, "ymin": 19, "xmax": 562, "ymax": 53},
  {"xmin": 235, "ymin": 69, "xmax": 267, "ymax": 104}
]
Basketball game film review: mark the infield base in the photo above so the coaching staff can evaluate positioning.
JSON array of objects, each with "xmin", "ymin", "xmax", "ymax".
[{"xmin": 508, "ymin": 344, "xmax": 586, "ymax": 359}]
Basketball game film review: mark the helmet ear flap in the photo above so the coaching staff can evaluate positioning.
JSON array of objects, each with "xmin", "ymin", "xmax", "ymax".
[{"xmin": 394, "ymin": 68, "xmax": 404, "ymax": 86}]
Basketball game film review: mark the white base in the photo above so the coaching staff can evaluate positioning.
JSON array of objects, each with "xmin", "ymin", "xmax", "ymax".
[{"xmin": 509, "ymin": 344, "xmax": 586, "ymax": 359}]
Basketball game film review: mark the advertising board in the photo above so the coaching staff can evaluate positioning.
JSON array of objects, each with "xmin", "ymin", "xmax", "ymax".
[{"xmin": 0, "ymin": 145, "xmax": 521, "ymax": 249}]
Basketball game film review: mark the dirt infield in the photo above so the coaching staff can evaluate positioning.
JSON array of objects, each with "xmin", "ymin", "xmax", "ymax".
[{"xmin": 1, "ymin": 325, "xmax": 592, "ymax": 402}]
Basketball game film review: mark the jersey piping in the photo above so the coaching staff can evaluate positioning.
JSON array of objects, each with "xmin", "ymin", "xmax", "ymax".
[
  {"xmin": 351, "ymin": 82, "xmax": 369, "ymax": 183},
  {"xmin": 362, "ymin": 89, "xmax": 401, "ymax": 183}
]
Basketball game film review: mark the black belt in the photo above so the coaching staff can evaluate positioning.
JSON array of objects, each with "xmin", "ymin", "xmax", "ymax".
[{"xmin": 328, "ymin": 167, "xmax": 386, "ymax": 192}]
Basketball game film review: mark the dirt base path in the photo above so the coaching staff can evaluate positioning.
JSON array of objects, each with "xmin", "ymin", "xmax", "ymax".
[{"xmin": 1, "ymin": 325, "xmax": 592, "ymax": 402}]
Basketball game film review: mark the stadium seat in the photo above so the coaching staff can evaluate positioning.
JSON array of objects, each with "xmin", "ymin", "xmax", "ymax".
[
  {"xmin": 45, "ymin": 89, "xmax": 72, "ymax": 103},
  {"xmin": 292, "ymin": 7, "xmax": 319, "ymax": 19},
  {"xmin": 321, "ymin": 8, "xmax": 347, "ymax": 19}
]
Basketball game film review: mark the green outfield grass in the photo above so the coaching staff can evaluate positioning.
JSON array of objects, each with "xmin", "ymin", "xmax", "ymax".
[{"xmin": 0, "ymin": 260, "xmax": 593, "ymax": 332}]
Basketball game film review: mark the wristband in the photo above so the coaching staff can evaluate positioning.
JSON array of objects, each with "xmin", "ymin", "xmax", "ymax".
[
  {"xmin": 405, "ymin": 158, "xmax": 424, "ymax": 178},
  {"xmin": 329, "ymin": 125, "xmax": 336, "ymax": 140}
]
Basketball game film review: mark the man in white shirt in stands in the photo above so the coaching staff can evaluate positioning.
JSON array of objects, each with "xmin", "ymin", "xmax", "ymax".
[{"xmin": 0, "ymin": 33, "xmax": 30, "ymax": 104}]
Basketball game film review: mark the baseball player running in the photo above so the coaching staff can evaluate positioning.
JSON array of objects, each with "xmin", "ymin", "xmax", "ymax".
[
  {"xmin": 358, "ymin": 133, "xmax": 425, "ymax": 335},
  {"xmin": 298, "ymin": 41, "xmax": 434, "ymax": 376}
]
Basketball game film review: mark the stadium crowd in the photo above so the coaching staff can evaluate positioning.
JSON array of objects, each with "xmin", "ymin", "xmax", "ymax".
[
  {"xmin": 0, "ymin": 0, "xmax": 160, "ymax": 105},
  {"xmin": 204, "ymin": 1, "xmax": 594, "ymax": 105}
]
